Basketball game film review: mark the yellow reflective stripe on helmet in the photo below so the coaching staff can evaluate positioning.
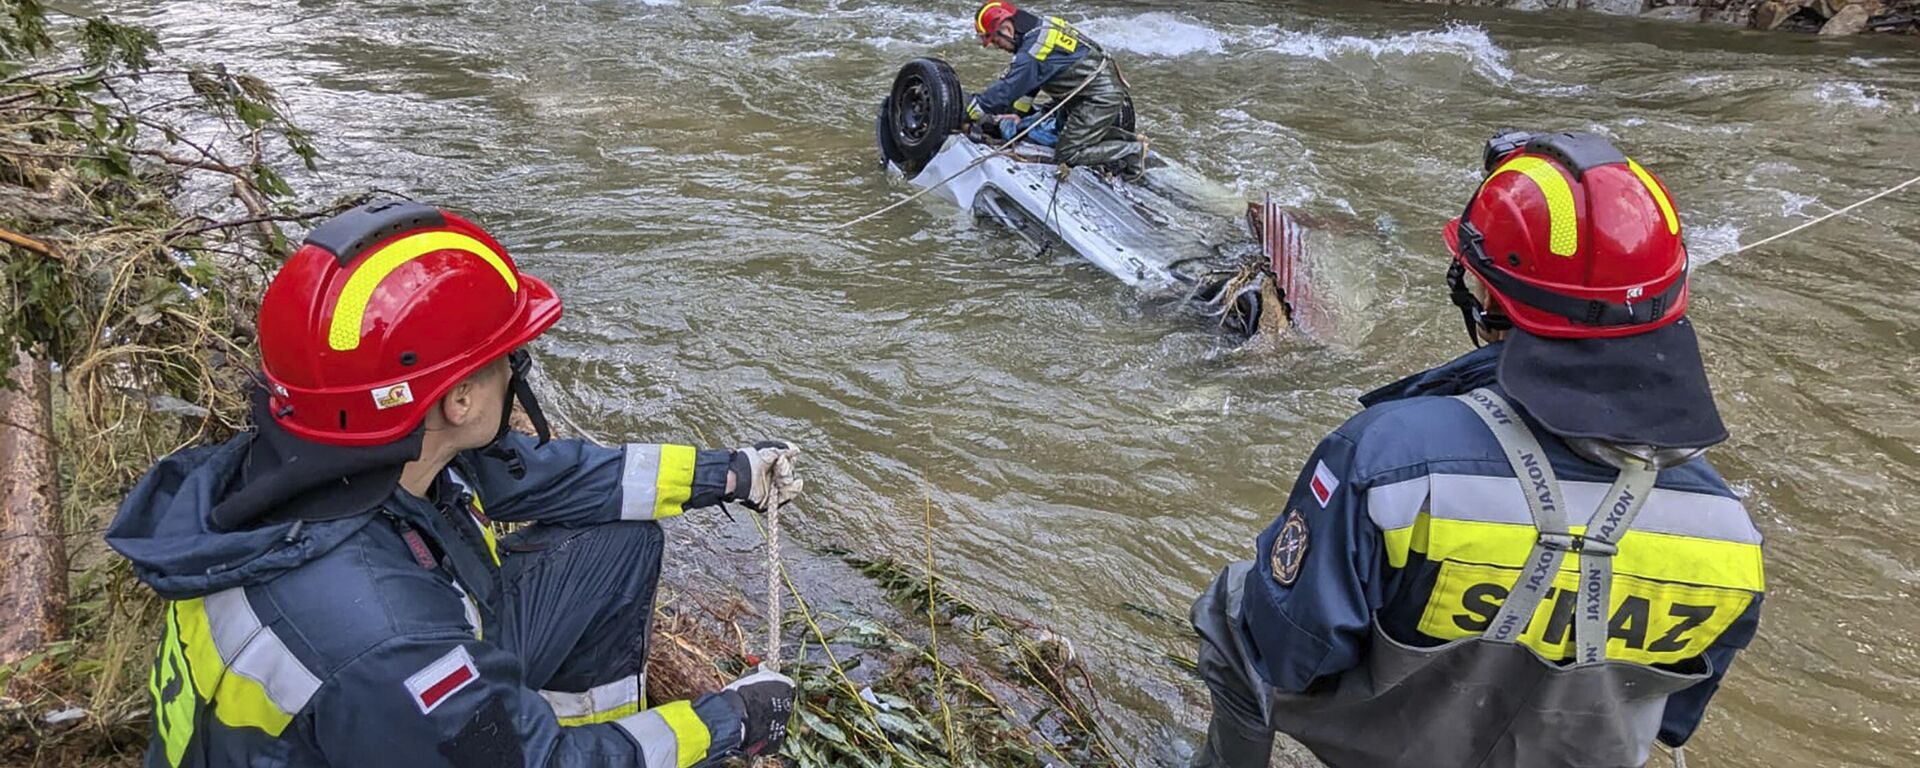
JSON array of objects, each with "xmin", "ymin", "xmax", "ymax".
[
  {"xmin": 975, "ymin": 1, "xmax": 1007, "ymax": 35},
  {"xmin": 1486, "ymin": 156, "xmax": 1578, "ymax": 257},
  {"xmin": 327, "ymin": 231, "xmax": 519, "ymax": 351},
  {"xmin": 1627, "ymin": 158, "xmax": 1680, "ymax": 235},
  {"xmin": 171, "ymin": 598, "xmax": 296, "ymax": 736},
  {"xmin": 654, "ymin": 444, "xmax": 697, "ymax": 519},
  {"xmin": 656, "ymin": 700, "xmax": 712, "ymax": 768}
]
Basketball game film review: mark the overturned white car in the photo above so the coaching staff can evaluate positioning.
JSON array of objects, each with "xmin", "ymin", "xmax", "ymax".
[{"xmin": 874, "ymin": 57, "xmax": 1306, "ymax": 337}]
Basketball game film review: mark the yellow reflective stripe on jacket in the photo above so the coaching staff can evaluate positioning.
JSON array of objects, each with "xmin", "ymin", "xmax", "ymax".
[
  {"xmin": 656, "ymin": 701, "xmax": 711, "ymax": 768},
  {"xmin": 616, "ymin": 700, "xmax": 712, "ymax": 768},
  {"xmin": 172, "ymin": 598, "xmax": 291, "ymax": 735},
  {"xmin": 470, "ymin": 494, "xmax": 501, "ymax": 566},
  {"xmin": 620, "ymin": 444, "xmax": 698, "ymax": 520},
  {"xmin": 546, "ymin": 674, "xmax": 644, "ymax": 726},
  {"xmin": 1414, "ymin": 515, "xmax": 1764, "ymax": 592},
  {"xmin": 1369, "ymin": 473, "xmax": 1764, "ymax": 590},
  {"xmin": 164, "ymin": 592, "xmax": 323, "ymax": 738},
  {"xmin": 1365, "ymin": 469, "xmax": 1763, "ymax": 666},
  {"xmin": 1416, "ymin": 559, "xmax": 1754, "ymax": 665},
  {"xmin": 1033, "ymin": 17, "xmax": 1080, "ymax": 61},
  {"xmin": 151, "ymin": 605, "xmax": 199, "ymax": 767}
]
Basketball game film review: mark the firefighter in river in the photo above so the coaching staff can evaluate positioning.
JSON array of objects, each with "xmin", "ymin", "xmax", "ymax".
[
  {"xmin": 108, "ymin": 201, "xmax": 802, "ymax": 767},
  {"xmin": 1188, "ymin": 132, "xmax": 1767, "ymax": 768},
  {"xmin": 968, "ymin": 1, "xmax": 1147, "ymax": 180}
]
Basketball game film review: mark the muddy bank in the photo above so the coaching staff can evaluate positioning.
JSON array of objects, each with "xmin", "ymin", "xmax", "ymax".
[{"xmin": 1398, "ymin": 0, "xmax": 1920, "ymax": 34}]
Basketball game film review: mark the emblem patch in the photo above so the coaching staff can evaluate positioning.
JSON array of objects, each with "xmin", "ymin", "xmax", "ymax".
[
  {"xmin": 405, "ymin": 645, "xmax": 479, "ymax": 715},
  {"xmin": 1269, "ymin": 510, "xmax": 1310, "ymax": 587},
  {"xmin": 1309, "ymin": 460, "xmax": 1339, "ymax": 508},
  {"xmin": 372, "ymin": 382, "xmax": 414, "ymax": 410}
]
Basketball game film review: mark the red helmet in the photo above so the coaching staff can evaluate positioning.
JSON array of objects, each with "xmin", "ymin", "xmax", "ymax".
[
  {"xmin": 975, "ymin": 1, "xmax": 1019, "ymax": 45},
  {"xmin": 258, "ymin": 201, "xmax": 562, "ymax": 446},
  {"xmin": 1444, "ymin": 131, "xmax": 1688, "ymax": 340}
]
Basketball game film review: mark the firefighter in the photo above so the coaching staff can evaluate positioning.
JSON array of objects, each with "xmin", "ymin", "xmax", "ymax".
[
  {"xmin": 108, "ymin": 201, "xmax": 801, "ymax": 767},
  {"xmin": 968, "ymin": 1, "xmax": 1146, "ymax": 179},
  {"xmin": 1189, "ymin": 132, "xmax": 1766, "ymax": 768}
]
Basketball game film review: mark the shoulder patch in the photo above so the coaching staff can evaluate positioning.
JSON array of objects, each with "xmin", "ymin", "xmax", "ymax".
[
  {"xmin": 406, "ymin": 645, "xmax": 480, "ymax": 715},
  {"xmin": 1269, "ymin": 510, "xmax": 1310, "ymax": 587},
  {"xmin": 437, "ymin": 695, "xmax": 524, "ymax": 767},
  {"xmin": 1309, "ymin": 461, "xmax": 1339, "ymax": 508}
]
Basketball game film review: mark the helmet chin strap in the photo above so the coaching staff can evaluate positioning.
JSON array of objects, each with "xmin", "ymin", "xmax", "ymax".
[
  {"xmin": 1446, "ymin": 259, "xmax": 1510, "ymax": 348},
  {"xmin": 482, "ymin": 349, "xmax": 552, "ymax": 479}
]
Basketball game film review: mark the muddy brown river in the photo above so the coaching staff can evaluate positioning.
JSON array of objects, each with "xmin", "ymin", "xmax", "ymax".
[{"xmin": 98, "ymin": 1, "xmax": 1920, "ymax": 765}]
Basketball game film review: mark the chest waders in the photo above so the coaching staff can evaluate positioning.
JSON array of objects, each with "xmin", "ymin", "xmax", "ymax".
[
  {"xmin": 1040, "ymin": 24, "xmax": 1138, "ymax": 170},
  {"xmin": 1259, "ymin": 389, "xmax": 1710, "ymax": 768}
]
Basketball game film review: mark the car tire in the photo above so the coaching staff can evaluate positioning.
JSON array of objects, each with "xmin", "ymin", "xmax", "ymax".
[
  {"xmin": 886, "ymin": 57, "xmax": 964, "ymax": 177},
  {"xmin": 876, "ymin": 95, "xmax": 909, "ymax": 170}
]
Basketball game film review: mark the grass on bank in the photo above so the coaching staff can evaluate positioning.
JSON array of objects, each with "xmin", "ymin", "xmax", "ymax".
[{"xmin": 0, "ymin": 4, "xmax": 1131, "ymax": 766}]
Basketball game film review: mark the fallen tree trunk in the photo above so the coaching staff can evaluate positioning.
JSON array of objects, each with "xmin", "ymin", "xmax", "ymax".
[{"xmin": 0, "ymin": 350, "xmax": 65, "ymax": 665}]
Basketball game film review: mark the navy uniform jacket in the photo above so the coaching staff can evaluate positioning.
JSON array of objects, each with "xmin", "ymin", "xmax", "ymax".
[
  {"xmin": 108, "ymin": 426, "xmax": 743, "ymax": 767},
  {"xmin": 1240, "ymin": 344, "xmax": 1765, "ymax": 747},
  {"xmin": 968, "ymin": 16, "xmax": 1106, "ymax": 121}
]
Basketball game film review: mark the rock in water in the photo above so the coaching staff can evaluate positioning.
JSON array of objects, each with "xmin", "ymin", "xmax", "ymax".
[
  {"xmin": 1754, "ymin": 0, "xmax": 1818, "ymax": 29},
  {"xmin": 1584, "ymin": 0, "xmax": 1649, "ymax": 15},
  {"xmin": 1821, "ymin": 2, "xmax": 1876, "ymax": 33},
  {"xmin": 1643, "ymin": 5, "xmax": 1707, "ymax": 21}
]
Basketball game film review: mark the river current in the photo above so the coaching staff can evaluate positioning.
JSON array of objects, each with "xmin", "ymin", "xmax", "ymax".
[{"xmin": 101, "ymin": 1, "xmax": 1920, "ymax": 765}]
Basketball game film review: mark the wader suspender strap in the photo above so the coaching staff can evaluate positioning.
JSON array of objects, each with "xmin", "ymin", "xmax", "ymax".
[{"xmin": 1454, "ymin": 388, "xmax": 1659, "ymax": 664}]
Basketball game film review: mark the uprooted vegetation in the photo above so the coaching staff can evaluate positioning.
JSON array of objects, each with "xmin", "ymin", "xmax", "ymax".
[
  {"xmin": 0, "ymin": 4, "xmax": 1129, "ymax": 765},
  {"xmin": 646, "ymin": 546, "xmax": 1127, "ymax": 767}
]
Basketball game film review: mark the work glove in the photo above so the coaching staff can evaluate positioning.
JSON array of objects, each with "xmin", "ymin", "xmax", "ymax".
[
  {"xmin": 722, "ymin": 664, "xmax": 795, "ymax": 757},
  {"xmin": 728, "ymin": 441, "xmax": 803, "ymax": 512}
]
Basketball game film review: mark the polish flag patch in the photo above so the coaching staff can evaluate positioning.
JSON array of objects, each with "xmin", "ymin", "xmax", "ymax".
[
  {"xmin": 1309, "ymin": 461, "xmax": 1339, "ymax": 508},
  {"xmin": 405, "ymin": 646, "xmax": 479, "ymax": 715}
]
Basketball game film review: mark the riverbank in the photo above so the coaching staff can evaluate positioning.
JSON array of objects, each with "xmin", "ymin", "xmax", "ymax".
[
  {"xmin": 0, "ymin": 6, "xmax": 1130, "ymax": 765},
  {"xmin": 1399, "ymin": 0, "xmax": 1920, "ymax": 34}
]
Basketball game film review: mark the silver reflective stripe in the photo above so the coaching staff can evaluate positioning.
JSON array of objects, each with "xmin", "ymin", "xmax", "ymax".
[
  {"xmin": 616, "ymin": 709, "xmax": 680, "ymax": 768},
  {"xmin": 203, "ymin": 588, "xmax": 323, "ymax": 715},
  {"xmin": 1366, "ymin": 476, "xmax": 1431, "ymax": 532},
  {"xmin": 620, "ymin": 444, "xmax": 667, "ymax": 521},
  {"xmin": 1369, "ymin": 472, "xmax": 1755, "ymax": 545},
  {"xmin": 542, "ymin": 674, "xmax": 642, "ymax": 719},
  {"xmin": 1574, "ymin": 462, "xmax": 1657, "ymax": 664},
  {"xmin": 449, "ymin": 580, "xmax": 482, "ymax": 639},
  {"xmin": 1426, "ymin": 474, "xmax": 1758, "ymax": 544},
  {"xmin": 443, "ymin": 469, "xmax": 492, "ymax": 537},
  {"xmin": 1454, "ymin": 389, "xmax": 1571, "ymax": 645}
]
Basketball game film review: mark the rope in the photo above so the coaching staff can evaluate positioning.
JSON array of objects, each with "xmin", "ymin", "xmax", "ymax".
[
  {"xmin": 1702, "ymin": 171, "xmax": 1920, "ymax": 266},
  {"xmin": 763, "ymin": 498, "xmax": 783, "ymax": 669},
  {"xmin": 832, "ymin": 57, "xmax": 1112, "ymax": 231}
]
